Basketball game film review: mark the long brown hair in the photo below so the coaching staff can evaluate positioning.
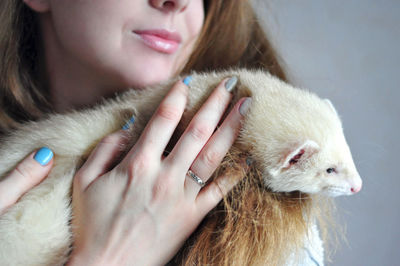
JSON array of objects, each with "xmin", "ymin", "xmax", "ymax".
[
  {"xmin": 0, "ymin": 1, "xmax": 49, "ymax": 134},
  {"xmin": 0, "ymin": 0, "xmax": 287, "ymax": 134},
  {"xmin": 170, "ymin": 146, "xmax": 336, "ymax": 265}
]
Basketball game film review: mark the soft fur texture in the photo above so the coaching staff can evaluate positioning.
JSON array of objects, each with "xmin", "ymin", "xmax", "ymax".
[{"xmin": 0, "ymin": 69, "xmax": 361, "ymax": 265}]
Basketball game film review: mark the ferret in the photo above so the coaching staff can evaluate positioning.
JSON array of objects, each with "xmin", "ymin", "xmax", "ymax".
[{"xmin": 0, "ymin": 69, "xmax": 361, "ymax": 265}]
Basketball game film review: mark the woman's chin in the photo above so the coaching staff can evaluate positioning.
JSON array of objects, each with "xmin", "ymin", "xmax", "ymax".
[{"xmin": 123, "ymin": 71, "xmax": 175, "ymax": 89}]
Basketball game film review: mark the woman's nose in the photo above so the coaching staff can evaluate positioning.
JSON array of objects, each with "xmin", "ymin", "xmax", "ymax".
[{"xmin": 149, "ymin": 0, "xmax": 190, "ymax": 13}]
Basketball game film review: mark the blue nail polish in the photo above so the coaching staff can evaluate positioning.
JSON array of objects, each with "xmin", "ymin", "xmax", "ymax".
[
  {"xmin": 239, "ymin": 97, "xmax": 252, "ymax": 116},
  {"xmin": 34, "ymin": 147, "xmax": 53, "ymax": 166},
  {"xmin": 122, "ymin": 116, "xmax": 135, "ymax": 130},
  {"xmin": 225, "ymin": 76, "xmax": 238, "ymax": 92},
  {"xmin": 183, "ymin": 76, "xmax": 192, "ymax": 86},
  {"xmin": 246, "ymin": 157, "xmax": 254, "ymax": 166}
]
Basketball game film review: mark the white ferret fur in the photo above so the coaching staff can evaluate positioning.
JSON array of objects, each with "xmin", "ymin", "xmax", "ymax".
[{"xmin": 0, "ymin": 69, "xmax": 361, "ymax": 265}]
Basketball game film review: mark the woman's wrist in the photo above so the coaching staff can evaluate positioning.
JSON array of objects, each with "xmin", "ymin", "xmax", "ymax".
[
  {"xmin": 67, "ymin": 237, "xmax": 152, "ymax": 266},
  {"xmin": 67, "ymin": 249, "xmax": 92, "ymax": 266},
  {"xmin": 67, "ymin": 247, "xmax": 107, "ymax": 266}
]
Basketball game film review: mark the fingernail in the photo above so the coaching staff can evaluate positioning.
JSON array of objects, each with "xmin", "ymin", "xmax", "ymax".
[
  {"xmin": 34, "ymin": 147, "xmax": 53, "ymax": 166},
  {"xmin": 246, "ymin": 157, "xmax": 254, "ymax": 166},
  {"xmin": 239, "ymin": 97, "xmax": 252, "ymax": 115},
  {"xmin": 225, "ymin": 76, "xmax": 238, "ymax": 92},
  {"xmin": 122, "ymin": 116, "xmax": 135, "ymax": 130},
  {"xmin": 183, "ymin": 76, "xmax": 192, "ymax": 86}
]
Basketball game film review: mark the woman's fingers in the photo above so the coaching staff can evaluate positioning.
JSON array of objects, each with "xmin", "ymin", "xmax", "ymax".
[
  {"xmin": 184, "ymin": 97, "xmax": 251, "ymax": 198},
  {"xmin": 166, "ymin": 77, "xmax": 237, "ymax": 175},
  {"xmin": 74, "ymin": 130, "xmax": 131, "ymax": 191},
  {"xmin": 195, "ymin": 154, "xmax": 251, "ymax": 217},
  {"xmin": 0, "ymin": 147, "xmax": 53, "ymax": 215},
  {"xmin": 124, "ymin": 78, "xmax": 188, "ymax": 162}
]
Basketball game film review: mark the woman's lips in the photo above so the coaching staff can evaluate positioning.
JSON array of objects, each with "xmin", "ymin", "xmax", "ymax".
[{"xmin": 133, "ymin": 29, "xmax": 181, "ymax": 54}]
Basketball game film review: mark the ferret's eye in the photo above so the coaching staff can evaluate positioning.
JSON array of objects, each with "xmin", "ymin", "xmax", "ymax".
[{"xmin": 326, "ymin": 168, "xmax": 336, "ymax": 174}]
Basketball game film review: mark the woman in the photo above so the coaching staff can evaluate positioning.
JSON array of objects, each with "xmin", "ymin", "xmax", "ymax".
[{"xmin": 0, "ymin": 1, "xmax": 308, "ymax": 265}]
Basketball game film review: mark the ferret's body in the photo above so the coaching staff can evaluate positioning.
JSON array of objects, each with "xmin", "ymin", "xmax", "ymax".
[{"xmin": 0, "ymin": 69, "xmax": 361, "ymax": 265}]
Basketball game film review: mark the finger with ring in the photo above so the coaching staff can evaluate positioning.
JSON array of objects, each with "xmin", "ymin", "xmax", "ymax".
[{"xmin": 186, "ymin": 169, "xmax": 205, "ymax": 188}]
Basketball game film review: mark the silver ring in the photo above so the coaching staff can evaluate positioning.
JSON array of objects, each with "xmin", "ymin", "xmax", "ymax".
[{"xmin": 186, "ymin": 169, "xmax": 205, "ymax": 187}]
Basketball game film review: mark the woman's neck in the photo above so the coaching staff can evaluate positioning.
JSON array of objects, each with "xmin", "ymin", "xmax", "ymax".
[
  {"xmin": 39, "ymin": 14, "xmax": 124, "ymax": 113},
  {"xmin": 47, "ymin": 62, "xmax": 114, "ymax": 113}
]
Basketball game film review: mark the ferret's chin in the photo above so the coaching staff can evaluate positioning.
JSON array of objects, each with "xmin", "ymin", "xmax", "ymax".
[{"xmin": 323, "ymin": 187, "xmax": 352, "ymax": 197}]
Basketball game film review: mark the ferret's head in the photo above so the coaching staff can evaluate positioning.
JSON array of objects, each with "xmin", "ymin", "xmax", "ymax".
[
  {"xmin": 266, "ymin": 138, "xmax": 362, "ymax": 197},
  {"xmin": 262, "ymin": 98, "xmax": 362, "ymax": 197},
  {"xmin": 232, "ymin": 70, "xmax": 362, "ymax": 197},
  {"xmin": 240, "ymin": 71, "xmax": 363, "ymax": 197}
]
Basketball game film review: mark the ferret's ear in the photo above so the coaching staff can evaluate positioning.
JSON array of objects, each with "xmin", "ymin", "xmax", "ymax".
[
  {"xmin": 324, "ymin": 99, "xmax": 338, "ymax": 116},
  {"xmin": 23, "ymin": 0, "xmax": 50, "ymax": 13},
  {"xmin": 270, "ymin": 140, "xmax": 320, "ymax": 176}
]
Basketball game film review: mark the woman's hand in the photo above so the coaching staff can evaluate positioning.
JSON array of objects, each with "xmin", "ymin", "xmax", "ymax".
[
  {"xmin": 68, "ymin": 77, "xmax": 252, "ymax": 266},
  {"xmin": 0, "ymin": 147, "xmax": 54, "ymax": 216}
]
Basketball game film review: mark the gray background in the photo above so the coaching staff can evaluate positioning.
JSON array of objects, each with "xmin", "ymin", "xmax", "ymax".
[{"xmin": 254, "ymin": 0, "xmax": 400, "ymax": 265}]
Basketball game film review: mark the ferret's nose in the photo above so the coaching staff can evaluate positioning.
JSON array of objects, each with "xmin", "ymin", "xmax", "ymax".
[
  {"xmin": 351, "ymin": 183, "xmax": 362, "ymax": 193},
  {"xmin": 349, "ymin": 170, "xmax": 362, "ymax": 194}
]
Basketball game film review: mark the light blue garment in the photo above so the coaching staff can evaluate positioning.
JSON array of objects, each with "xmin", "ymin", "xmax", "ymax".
[{"xmin": 287, "ymin": 223, "xmax": 324, "ymax": 266}]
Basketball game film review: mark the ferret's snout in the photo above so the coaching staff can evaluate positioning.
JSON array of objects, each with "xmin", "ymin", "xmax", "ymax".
[
  {"xmin": 345, "ymin": 166, "xmax": 362, "ymax": 194},
  {"xmin": 350, "ymin": 177, "xmax": 362, "ymax": 194},
  {"xmin": 351, "ymin": 185, "xmax": 361, "ymax": 193}
]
